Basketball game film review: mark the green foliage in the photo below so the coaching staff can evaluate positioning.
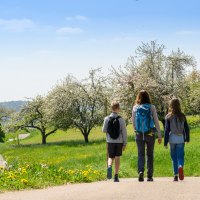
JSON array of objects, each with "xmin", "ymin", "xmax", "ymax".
[
  {"xmin": 183, "ymin": 70, "xmax": 200, "ymax": 115},
  {"xmin": 186, "ymin": 115, "xmax": 200, "ymax": 128}
]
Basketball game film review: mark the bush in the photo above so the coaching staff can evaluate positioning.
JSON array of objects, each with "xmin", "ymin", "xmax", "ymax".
[{"xmin": 187, "ymin": 115, "xmax": 200, "ymax": 128}]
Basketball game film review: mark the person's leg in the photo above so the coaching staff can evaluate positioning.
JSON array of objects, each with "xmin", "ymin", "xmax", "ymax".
[
  {"xmin": 136, "ymin": 135, "xmax": 145, "ymax": 181},
  {"xmin": 107, "ymin": 143, "xmax": 115, "ymax": 167},
  {"xmin": 170, "ymin": 144, "xmax": 178, "ymax": 176},
  {"xmin": 108, "ymin": 157, "xmax": 114, "ymax": 167},
  {"xmin": 176, "ymin": 143, "xmax": 185, "ymax": 167},
  {"xmin": 107, "ymin": 143, "xmax": 115, "ymax": 179},
  {"xmin": 115, "ymin": 156, "xmax": 120, "ymax": 175},
  {"xmin": 114, "ymin": 143, "xmax": 123, "ymax": 182},
  {"xmin": 136, "ymin": 136, "xmax": 145, "ymax": 173},
  {"xmin": 146, "ymin": 135, "xmax": 155, "ymax": 180},
  {"xmin": 176, "ymin": 143, "xmax": 185, "ymax": 180}
]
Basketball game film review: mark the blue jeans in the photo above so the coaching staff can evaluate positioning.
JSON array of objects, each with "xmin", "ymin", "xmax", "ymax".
[{"xmin": 170, "ymin": 143, "xmax": 185, "ymax": 175}]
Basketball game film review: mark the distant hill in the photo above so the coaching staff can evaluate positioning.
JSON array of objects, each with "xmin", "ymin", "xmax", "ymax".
[{"xmin": 0, "ymin": 101, "xmax": 27, "ymax": 112}]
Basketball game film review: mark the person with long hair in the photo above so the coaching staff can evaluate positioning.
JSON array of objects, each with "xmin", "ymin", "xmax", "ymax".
[
  {"xmin": 132, "ymin": 90, "xmax": 162, "ymax": 182},
  {"xmin": 164, "ymin": 98, "xmax": 190, "ymax": 181}
]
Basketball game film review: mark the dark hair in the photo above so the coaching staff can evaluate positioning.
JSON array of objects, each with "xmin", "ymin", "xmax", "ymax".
[
  {"xmin": 167, "ymin": 98, "xmax": 185, "ymax": 122},
  {"xmin": 111, "ymin": 101, "xmax": 120, "ymax": 111},
  {"xmin": 135, "ymin": 90, "xmax": 151, "ymax": 105}
]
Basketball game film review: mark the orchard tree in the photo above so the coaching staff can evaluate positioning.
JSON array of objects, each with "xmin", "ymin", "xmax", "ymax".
[
  {"xmin": 111, "ymin": 41, "xmax": 196, "ymax": 127},
  {"xmin": 48, "ymin": 69, "xmax": 106, "ymax": 143},
  {"xmin": 8, "ymin": 96, "xmax": 59, "ymax": 144},
  {"xmin": 111, "ymin": 41, "xmax": 167, "ymax": 125},
  {"xmin": 166, "ymin": 49, "xmax": 196, "ymax": 98},
  {"xmin": 185, "ymin": 69, "xmax": 200, "ymax": 115}
]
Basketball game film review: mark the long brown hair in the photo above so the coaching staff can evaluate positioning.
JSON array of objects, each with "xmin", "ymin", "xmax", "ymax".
[
  {"xmin": 167, "ymin": 98, "xmax": 185, "ymax": 122},
  {"xmin": 135, "ymin": 90, "xmax": 151, "ymax": 105}
]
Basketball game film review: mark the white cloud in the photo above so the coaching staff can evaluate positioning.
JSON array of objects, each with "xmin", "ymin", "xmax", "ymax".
[
  {"xmin": 56, "ymin": 27, "xmax": 83, "ymax": 35},
  {"xmin": 65, "ymin": 15, "xmax": 88, "ymax": 21},
  {"xmin": 0, "ymin": 18, "xmax": 36, "ymax": 32},
  {"xmin": 176, "ymin": 30, "xmax": 200, "ymax": 35}
]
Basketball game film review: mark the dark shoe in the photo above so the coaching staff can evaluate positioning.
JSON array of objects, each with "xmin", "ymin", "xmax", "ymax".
[
  {"xmin": 147, "ymin": 176, "xmax": 154, "ymax": 182},
  {"xmin": 114, "ymin": 174, "xmax": 119, "ymax": 182},
  {"xmin": 174, "ymin": 175, "xmax": 178, "ymax": 182},
  {"xmin": 107, "ymin": 166, "xmax": 112, "ymax": 179},
  {"xmin": 138, "ymin": 172, "xmax": 144, "ymax": 182},
  {"xmin": 178, "ymin": 166, "xmax": 184, "ymax": 180}
]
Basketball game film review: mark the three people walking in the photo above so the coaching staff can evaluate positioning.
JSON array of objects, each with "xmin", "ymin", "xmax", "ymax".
[{"xmin": 102, "ymin": 90, "xmax": 190, "ymax": 182}]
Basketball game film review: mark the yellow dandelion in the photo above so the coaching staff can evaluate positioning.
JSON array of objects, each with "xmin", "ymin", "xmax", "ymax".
[
  {"xmin": 21, "ymin": 179, "xmax": 28, "ymax": 184},
  {"xmin": 82, "ymin": 171, "xmax": 89, "ymax": 176},
  {"xmin": 7, "ymin": 173, "xmax": 15, "ymax": 179}
]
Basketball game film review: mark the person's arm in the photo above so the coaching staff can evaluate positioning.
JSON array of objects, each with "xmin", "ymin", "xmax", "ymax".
[
  {"xmin": 121, "ymin": 118, "xmax": 127, "ymax": 147},
  {"xmin": 151, "ymin": 105, "xmax": 162, "ymax": 139},
  {"xmin": 184, "ymin": 118, "xmax": 190, "ymax": 142},
  {"xmin": 164, "ymin": 118, "xmax": 170, "ymax": 146},
  {"xmin": 102, "ymin": 117, "xmax": 108, "ymax": 133},
  {"xmin": 132, "ymin": 106, "xmax": 136, "ymax": 133}
]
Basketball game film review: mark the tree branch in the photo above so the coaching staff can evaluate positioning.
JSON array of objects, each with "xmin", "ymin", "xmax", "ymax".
[
  {"xmin": 21, "ymin": 125, "xmax": 43, "ymax": 133},
  {"xmin": 45, "ymin": 129, "xmax": 58, "ymax": 137}
]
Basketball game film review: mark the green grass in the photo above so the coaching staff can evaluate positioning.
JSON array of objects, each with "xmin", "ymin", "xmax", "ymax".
[{"xmin": 0, "ymin": 116, "xmax": 200, "ymax": 191}]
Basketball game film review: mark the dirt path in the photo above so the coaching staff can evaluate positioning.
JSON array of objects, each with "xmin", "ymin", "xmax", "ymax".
[
  {"xmin": 8, "ymin": 134, "xmax": 30, "ymax": 142},
  {"xmin": 0, "ymin": 177, "xmax": 200, "ymax": 200}
]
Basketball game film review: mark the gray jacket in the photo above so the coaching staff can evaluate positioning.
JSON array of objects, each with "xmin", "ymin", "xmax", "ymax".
[{"xmin": 102, "ymin": 112, "xmax": 127, "ymax": 146}]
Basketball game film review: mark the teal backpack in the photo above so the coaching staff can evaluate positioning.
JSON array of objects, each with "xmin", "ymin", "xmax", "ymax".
[{"xmin": 135, "ymin": 104, "xmax": 154, "ymax": 134}]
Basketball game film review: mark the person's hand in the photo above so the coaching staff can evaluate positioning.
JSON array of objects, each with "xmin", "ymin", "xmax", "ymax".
[
  {"xmin": 158, "ymin": 137, "xmax": 162, "ymax": 144},
  {"xmin": 122, "ymin": 146, "xmax": 126, "ymax": 151},
  {"xmin": 185, "ymin": 142, "xmax": 190, "ymax": 144},
  {"xmin": 164, "ymin": 145, "xmax": 168, "ymax": 149}
]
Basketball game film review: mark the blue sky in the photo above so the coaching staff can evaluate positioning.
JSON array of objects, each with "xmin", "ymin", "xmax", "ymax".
[{"xmin": 0, "ymin": 0, "xmax": 200, "ymax": 101}]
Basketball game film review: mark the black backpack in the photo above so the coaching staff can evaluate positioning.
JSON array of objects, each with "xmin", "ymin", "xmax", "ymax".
[{"xmin": 107, "ymin": 116, "xmax": 121, "ymax": 139}]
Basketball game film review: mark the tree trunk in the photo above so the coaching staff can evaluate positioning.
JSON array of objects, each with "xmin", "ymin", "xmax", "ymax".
[
  {"xmin": 83, "ymin": 134, "xmax": 89, "ymax": 143},
  {"xmin": 42, "ymin": 134, "xmax": 47, "ymax": 145}
]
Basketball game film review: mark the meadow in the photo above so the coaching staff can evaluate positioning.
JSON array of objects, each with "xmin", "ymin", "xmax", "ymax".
[{"xmin": 0, "ymin": 115, "xmax": 200, "ymax": 191}]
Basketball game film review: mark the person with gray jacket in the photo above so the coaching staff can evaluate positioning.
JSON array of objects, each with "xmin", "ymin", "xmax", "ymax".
[
  {"xmin": 164, "ymin": 98, "xmax": 190, "ymax": 182},
  {"xmin": 102, "ymin": 101, "xmax": 127, "ymax": 182}
]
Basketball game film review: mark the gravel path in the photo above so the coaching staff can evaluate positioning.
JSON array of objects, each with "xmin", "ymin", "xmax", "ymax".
[{"xmin": 0, "ymin": 177, "xmax": 200, "ymax": 200}]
